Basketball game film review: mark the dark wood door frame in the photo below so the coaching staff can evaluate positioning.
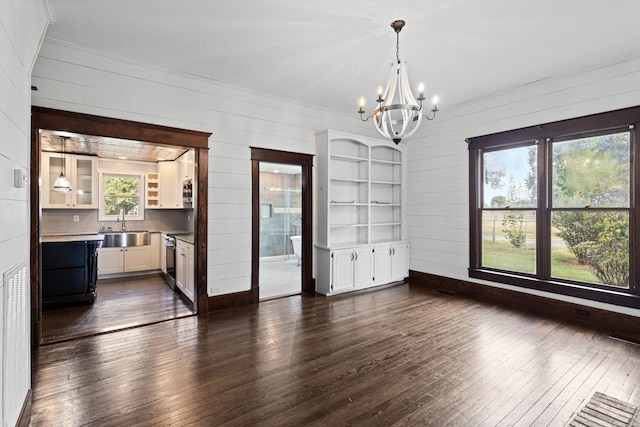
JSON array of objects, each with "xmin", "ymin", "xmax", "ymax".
[
  {"xmin": 31, "ymin": 107, "xmax": 211, "ymax": 347},
  {"xmin": 251, "ymin": 148, "xmax": 314, "ymax": 302}
]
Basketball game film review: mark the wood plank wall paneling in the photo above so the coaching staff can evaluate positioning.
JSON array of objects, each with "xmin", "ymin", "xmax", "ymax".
[
  {"xmin": 409, "ymin": 270, "xmax": 640, "ymax": 344},
  {"xmin": 33, "ymin": 38, "xmax": 373, "ymax": 299},
  {"xmin": 405, "ymin": 56, "xmax": 640, "ymax": 321},
  {"xmin": 2, "ymin": 3, "xmax": 49, "ymax": 427}
]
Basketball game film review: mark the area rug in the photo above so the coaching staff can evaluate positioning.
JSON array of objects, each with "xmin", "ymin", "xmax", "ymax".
[{"xmin": 567, "ymin": 391, "xmax": 639, "ymax": 426}]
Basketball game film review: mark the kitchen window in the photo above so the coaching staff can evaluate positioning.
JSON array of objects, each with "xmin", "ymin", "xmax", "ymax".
[
  {"xmin": 468, "ymin": 106, "xmax": 640, "ymax": 308},
  {"xmin": 98, "ymin": 171, "xmax": 145, "ymax": 221}
]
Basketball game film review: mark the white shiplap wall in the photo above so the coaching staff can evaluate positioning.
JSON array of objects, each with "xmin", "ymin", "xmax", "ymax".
[
  {"xmin": 31, "ymin": 39, "xmax": 372, "ymax": 297},
  {"xmin": 406, "ymin": 55, "xmax": 640, "ymax": 317},
  {"xmin": 31, "ymin": 33, "xmax": 640, "ymax": 317},
  {"xmin": 0, "ymin": 1, "xmax": 49, "ymax": 425}
]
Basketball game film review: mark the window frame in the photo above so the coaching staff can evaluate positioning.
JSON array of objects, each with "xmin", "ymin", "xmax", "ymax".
[
  {"xmin": 98, "ymin": 170, "xmax": 145, "ymax": 221},
  {"xmin": 468, "ymin": 106, "xmax": 640, "ymax": 309}
]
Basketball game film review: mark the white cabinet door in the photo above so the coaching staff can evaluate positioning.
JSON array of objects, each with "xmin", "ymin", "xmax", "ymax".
[
  {"xmin": 184, "ymin": 242, "xmax": 195, "ymax": 302},
  {"xmin": 331, "ymin": 249, "xmax": 354, "ymax": 292},
  {"xmin": 374, "ymin": 245, "xmax": 393, "ymax": 284},
  {"xmin": 374, "ymin": 242, "xmax": 409, "ymax": 283},
  {"xmin": 160, "ymin": 233, "xmax": 167, "ymax": 274},
  {"xmin": 178, "ymin": 149, "xmax": 195, "ymax": 182},
  {"xmin": 175, "ymin": 243, "xmax": 186, "ymax": 294},
  {"xmin": 98, "ymin": 248, "xmax": 125, "ymax": 275},
  {"xmin": 72, "ymin": 155, "xmax": 98, "ymax": 208},
  {"xmin": 42, "ymin": 152, "xmax": 70, "ymax": 208},
  {"xmin": 158, "ymin": 161, "xmax": 183, "ymax": 208},
  {"xmin": 353, "ymin": 246, "xmax": 374, "ymax": 288},
  {"xmin": 391, "ymin": 242, "xmax": 409, "ymax": 280},
  {"xmin": 149, "ymin": 233, "xmax": 161, "ymax": 270},
  {"xmin": 42, "ymin": 153, "xmax": 98, "ymax": 209},
  {"xmin": 124, "ymin": 246, "xmax": 151, "ymax": 272}
]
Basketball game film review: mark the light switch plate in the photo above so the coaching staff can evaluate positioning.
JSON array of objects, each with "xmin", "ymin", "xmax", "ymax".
[{"xmin": 13, "ymin": 169, "xmax": 27, "ymax": 188}]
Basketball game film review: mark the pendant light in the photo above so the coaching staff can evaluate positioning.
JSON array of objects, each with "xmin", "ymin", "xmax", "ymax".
[
  {"xmin": 53, "ymin": 136, "xmax": 71, "ymax": 192},
  {"xmin": 358, "ymin": 20, "xmax": 438, "ymax": 145}
]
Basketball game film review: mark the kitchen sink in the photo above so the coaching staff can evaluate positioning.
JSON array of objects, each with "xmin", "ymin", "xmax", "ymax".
[{"xmin": 100, "ymin": 231, "xmax": 150, "ymax": 247}]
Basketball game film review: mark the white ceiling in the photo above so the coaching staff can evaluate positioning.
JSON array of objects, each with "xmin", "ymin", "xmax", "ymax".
[{"xmin": 44, "ymin": 0, "xmax": 640, "ymax": 116}]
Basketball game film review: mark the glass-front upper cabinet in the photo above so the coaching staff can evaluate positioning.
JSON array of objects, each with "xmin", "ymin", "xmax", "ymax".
[{"xmin": 42, "ymin": 152, "xmax": 98, "ymax": 209}]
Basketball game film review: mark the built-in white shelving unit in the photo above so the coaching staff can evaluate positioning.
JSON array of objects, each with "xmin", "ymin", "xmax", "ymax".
[{"xmin": 315, "ymin": 130, "xmax": 409, "ymax": 295}]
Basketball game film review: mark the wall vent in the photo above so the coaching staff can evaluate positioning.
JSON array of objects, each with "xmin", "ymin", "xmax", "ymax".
[{"xmin": 3, "ymin": 261, "xmax": 29, "ymax": 427}]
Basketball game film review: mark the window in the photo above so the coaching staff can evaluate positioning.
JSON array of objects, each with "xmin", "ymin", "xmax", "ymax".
[
  {"xmin": 468, "ymin": 106, "xmax": 640, "ymax": 308},
  {"xmin": 99, "ymin": 171, "xmax": 145, "ymax": 221}
]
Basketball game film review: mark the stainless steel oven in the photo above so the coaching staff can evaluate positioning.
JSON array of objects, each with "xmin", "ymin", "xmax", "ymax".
[{"xmin": 164, "ymin": 234, "xmax": 177, "ymax": 289}]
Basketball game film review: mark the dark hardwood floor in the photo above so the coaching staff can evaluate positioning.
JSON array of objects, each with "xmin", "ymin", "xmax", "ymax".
[
  {"xmin": 41, "ymin": 274, "xmax": 194, "ymax": 344},
  {"xmin": 31, "ymin": 284, "xmax": 640, "ymax": 426}
]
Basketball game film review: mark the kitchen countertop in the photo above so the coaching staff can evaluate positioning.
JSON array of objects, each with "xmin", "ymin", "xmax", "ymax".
[
  {"xmin": 41, "ymin": 230, "xmax": 193, "ymax": 243},
  {"xmin": 42, "ymin": 234, "xmax": 105, "ymax": 243},
  {"xmin": 175, "ymin": 234, "xmax": 195, "ymax": 244}
]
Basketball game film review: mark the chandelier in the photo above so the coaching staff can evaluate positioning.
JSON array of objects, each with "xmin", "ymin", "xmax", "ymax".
[{"xmin": 358, "ymin": 20, "xmax": 438, "ymax": 145}]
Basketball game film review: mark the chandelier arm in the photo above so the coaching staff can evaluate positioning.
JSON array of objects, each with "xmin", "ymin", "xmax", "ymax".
[
  {"xmin": 422, "ymin": 109, "xmax": 437, "ymax": 121},
  {"xmin": 358, "ymin": 112, "xmax": 373, "ymax": 122}
]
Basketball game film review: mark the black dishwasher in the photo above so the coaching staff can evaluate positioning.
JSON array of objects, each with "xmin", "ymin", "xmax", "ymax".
[{"xmin": 42, "ymin": 240, "xmax": 100, "ymax": 306}]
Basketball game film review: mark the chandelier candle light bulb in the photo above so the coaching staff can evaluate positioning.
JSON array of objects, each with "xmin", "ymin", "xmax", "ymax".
[{"xmin": 358, "ymin": 20, "xmax": 438, "ymax": 144}]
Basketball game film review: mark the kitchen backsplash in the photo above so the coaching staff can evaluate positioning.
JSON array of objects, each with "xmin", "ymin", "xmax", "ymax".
[{"xmin": 41, "ymin": 209, "xmax": 192, "ymax": 234}]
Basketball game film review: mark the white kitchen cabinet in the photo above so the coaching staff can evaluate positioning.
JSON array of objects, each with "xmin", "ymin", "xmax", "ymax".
[
  {"xmin": 150, "ymin": 232, "xmax": 161, "ymax": 270},
  {"xmin": 97, "ymin": 245, "xmax": 152, "ymax": 276},
  {"xmin": 158, "ymin": 161, "xmax": 183, "ymax": 208},
  {"xmin": 160, "ymin": 233, "xmax": 167, "ymax": 274},
  {"xmin": 98, "ymin": 247, "xmax": 124, "ymax": 275},
  {"xmin": 42, "ymin": 152, "xmax": 98, "ymax": 209},
  {"xmin": 315, "ymin": 130, "xmax": 408, "ymax": 296},
  {"xmin": 178, "ymin": 149, "xmax": 195, "ymax": 181},
  {"xmin": 175, "ymin": 239, "xmax": 194, "ymax": 302}
]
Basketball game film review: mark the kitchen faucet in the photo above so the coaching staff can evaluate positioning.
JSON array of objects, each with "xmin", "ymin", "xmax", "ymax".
[{"xmin": 117, "ymin": 207, "xmax": 126, "ymax": 231}]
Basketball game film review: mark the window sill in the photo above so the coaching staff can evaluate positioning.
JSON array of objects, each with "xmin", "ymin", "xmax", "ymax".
[{"xmin": 469, "ymin": 268, "xmax": 640, "ymax": 309}]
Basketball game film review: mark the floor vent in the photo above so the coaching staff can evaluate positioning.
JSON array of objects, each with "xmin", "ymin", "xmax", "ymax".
[
  {"xmin": 610, "ymin": 334, "xmax": 640, "ymax": 347},
  {"xmin": 3, "ymin": 261, "xmax": 29, "ymax": 426},
  {"xmin": 567, "ymin": 391, "xmax": 639, "ymax": 426}
]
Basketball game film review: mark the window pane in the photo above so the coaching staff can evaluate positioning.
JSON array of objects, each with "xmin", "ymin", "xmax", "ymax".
[
  {"xmin": 552, "ymin": 132, "xmax": 630, "ymax": 208},
  {"xmin": 483, "ymin": 146, "xmax": 537, "ymax": 208},
  {"xmin": 551, "ymin": 210, "xmax": 629, "ymax": 288},
  {"xmin": 481, "ymin": 210, "xmax": 536, "ymax": 274},
  {"xmin": 104, "ymin": 175, "xmax": 140, "ymax": 216}
]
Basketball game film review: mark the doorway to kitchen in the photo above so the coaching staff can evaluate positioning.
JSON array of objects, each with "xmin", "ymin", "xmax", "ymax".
[
  {"xmin": 251, "ymin": 148, "xmax": 314, "ymax": 302},
  {"xmin": 31, "ymin": 107, "xmax": 210, "ymax": 346}
]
